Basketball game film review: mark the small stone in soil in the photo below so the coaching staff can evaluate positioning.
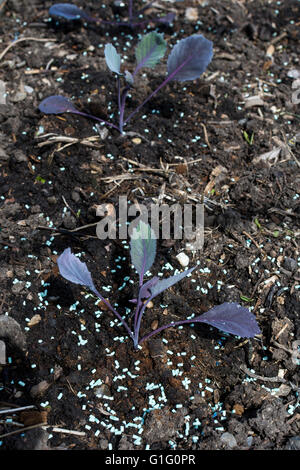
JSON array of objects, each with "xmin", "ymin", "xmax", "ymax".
[
  {"xmin": 30, "ymin": 380, "xmax": 51, "ymax": 398},
  {"xmin": 185, "ymin": 7, "xmax": 198, "ymax": 21},
  {"xmin": 14, "ymin": 149, "xmax": 27, "ymax": 163},
  {"xmin": 10, "ymin": 92, "xmax": 27, "ymax": 103},
  {"xmin": 63, "ymin": 215, "xmax": 77, "ymax": 230},
  {"xmin": 95, "ymin": 383, "xmax": 111, "ymax": 399},
  {"xmin": 176, "ymin": 252, "xmax": 190, "ymax": 267},
  {"xmin": 0, "ymin": 147, "xmax": 9, "ymax": 161},
  {"xmin": 220, "ymin": 432, "xmax": 237, "ymax": 448},
  {"xmin": 0, "ymin": 315, "xmax": 26, "ymax": 351},
  {"xmin": 283, "ymin": 257, "xmax": 297, "ymax": 273}
]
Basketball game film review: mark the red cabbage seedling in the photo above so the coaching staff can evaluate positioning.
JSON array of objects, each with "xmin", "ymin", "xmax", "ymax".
[
  {"xmin": 39, "ymin": 33, "xmax": 213, "ymax": 134},
  {"xmin": 57, "ymin": 221, "xmax": 261, "ymax": 350},
  {"xmin": 49, "ymin": 2, "xmax": 175, "ymax": 29}
]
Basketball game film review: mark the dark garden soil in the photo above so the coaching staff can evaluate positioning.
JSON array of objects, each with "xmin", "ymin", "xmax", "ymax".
[{"xmin": 0, "ymin": 0, "xmax": 299, "ymax": 452}]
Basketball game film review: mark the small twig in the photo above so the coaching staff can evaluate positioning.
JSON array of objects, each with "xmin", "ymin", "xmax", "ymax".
[
  {"xmin": 200, "ymin": 122, "xmax": 211, "ymax": 149},
  {"xmin": 101, "ymin": 173, "xmax": 143, "ymax": 183},
  {"xmin": 286, "ymin": 413, "xmax": 300, "ymax": 425},
  {"xmin": 271, "ymin": 339, "xmax": 293, "ymax": 355},
  {"xmin": 243, "ymin": 231, "xmax": 266, "ymax": 258},
  {"xmin": 0, "ymin": 0, "xmax": 8, "ymax": 13},
  {"xmin": 50, "ymin": 427, "xmax": 86, "ymax": 436},
  {"xmin": 281, "ymin": 132, "xmax": 300, "ymax": 169},
  {"xmin": 62, "ymin": 195, "xmax": 79, "ymax": 220},
  {"xmin": 240, "ymin": 365, "xmax": 287, "ymax": 383},
  {"xmin": 0, "ymin": 405, "xmax": 36, "ymax": 415},
  {"xmin": 37, "ymin": 225, "xmax": 98, "ymax": 241},
  {"xmin": 207, "ymin": 120, "xmax": 234, "ymax": 126},
  {"xmin": 99, "ymin": 183, "xmax": 122, "ymax": 200},
  {"xmin": 0, "ymin": 420, "xmax": 24, "ymax": 427},
  {"xmin": 38, "ymin": 222, "xmax": 99, "ymax": 234},
  {"xmin": 65, "ymin": 378, "xmax": 77, "ymax": 396},
  {"xmin": 251, "ymin": 274, "xmax": 265, "ymax": 298},
  {"xmin": 0, "ymin": 422, "xmax": 45, "ymax": 439},
  {"xmin": 267, "ymin": 208, "xmax": 300, "ymax": 219},
  {"xmin": 0, "ymin": 37, "xmax": 57, "ymax": 62},
  {"xmin": 274, "ymin": 323, "xmax": 289, "ymax": 341},
  {"xmin": 36, "ymin": 134, "xmax": 103, "ymax": 150},
  {"xmin": 168, "ymin": 157, "xmax": 204, "ymax": 167},
  {"xmin": 268, "ymin": 31, "xmax": 287, "ymax": 45}
]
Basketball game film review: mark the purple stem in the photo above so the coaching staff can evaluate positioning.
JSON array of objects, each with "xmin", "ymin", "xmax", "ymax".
[
  {"xmin": 118, "ymin": 46, "xmax": 159, "ymax": 133},
  {"xmin": 133, "ymin": 240, "xmax": 147, "ymax": 331},
  {"xmin": 117, "ymin": 76, "xmax": 121, "ymax": 111},
  {"xmin": 118, "ymin": 85, "xmax": 131, "ymax": 133},
  {"xmin": 72, "ymin": 110, "xmax": 120, "ymax": 132},
  {"xmin": 139, "ymin": 317, "xmax": 198, "ymax": 345},
  {"xmin": 133, "ymin": 294, "xmax": 143, "ymax": 336},
  {"xmin": 134, "ymin": 266, "xmax": 197, "ymax": 347},
  {"xmin": 133, "ymin": 294, "xmax": 152, "ymax": 348},
  {"xmin": 128, "ymin": 0, "xmax": 133, "ymax": 23},
  {"xmin": 124, "ymin": 55, "xmax": 194, "ymax": 126}
]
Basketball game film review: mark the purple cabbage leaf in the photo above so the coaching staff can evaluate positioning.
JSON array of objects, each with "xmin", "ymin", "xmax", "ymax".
[
  {"xmin": 194, "ymin": 302, "xmax": 261, "ymax": 338},
  {"xmin": 57, "ymin": 248, "xmax": 97, "ymax": 294},
  {"xmin": 57, "ymin": 248, "xmax": 133, "ymax": 338},
  {"xmin": 149, "ymin": 266, "xmax": 196, "ymax": 300},
  {"xmin": 39, "ymin": 95, "xmax": 78, "ymax": 115},
  {"xmin": 38, "ymin": 95, "xmax": 120, "ymax": 131},
  {"xmin": 104, "ymin": 44, "xmax": 121, "ymax": 75},
  {"xmin": 130, "ymin": 221, "xmax": 157, "ymax": 278},
  {"xmin": 167, "ymin": 34, "xmax": 214, "ymax": 82},
  {"xmin": 139, "ymin": 277, "xmax": 159, "ymax": 299},
  {"xmin": 49, "ymin": 3, "xmax": 93, "ymax": 21},
  {"xmin": 135, "ymin": 32, "xmax": 167, "ymax": 73}
]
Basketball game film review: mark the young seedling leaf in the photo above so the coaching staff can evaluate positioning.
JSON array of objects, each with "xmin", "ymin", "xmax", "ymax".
[
  {"xmin": 104, "ymin": 44, "xmax": 121, "ymax": 75},
  {"xmin": 130, "ymin": 221, "xmax": 156, "ymax": 276},
  {"xmin": 38, "ymin": 95, "xmax": 78, "ymax": 114},
  {"xmin": 124, "ymin": 70, "xmax": 134, "ymax": 86},
  {"xmin": 167, "ymin": 34, "xmax": 213, "ymax": 82},
  {"xmin": 194, "ymin": 302, "xmax": 261, "ymax": 338},
  {"xmin": 49, "ymin": 3, "xmax": 90, "ymax": 21},
  {"xmin": 57, "ymin": 248, "xmax": 134, "ymax": 339},
  {"xmin": 149, "ymin": 266, "xmax": 196, "ymax": 300},
  {"xmin": 39, "ymin": 95, "xmax": 120, "ymax": 131},
  {"xmin": 139, "ymin": 277, "xmax": 159, "ymax": 299},
  {"xmin": 57, "ymin": 248, "xmax": 97, "ymax": 293},
  {"xmin": 135, "ymin": 32, "xmax": 167, "ymax": 70}
]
